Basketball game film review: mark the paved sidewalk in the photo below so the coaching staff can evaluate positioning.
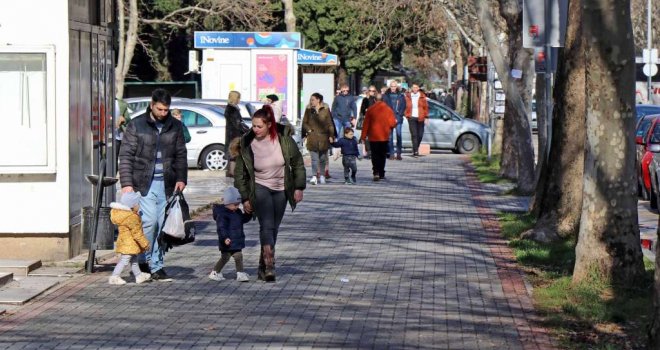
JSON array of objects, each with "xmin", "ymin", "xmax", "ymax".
[{"xmin": 0, "ymin": 153, "xmax": 554, "ymax": 349}]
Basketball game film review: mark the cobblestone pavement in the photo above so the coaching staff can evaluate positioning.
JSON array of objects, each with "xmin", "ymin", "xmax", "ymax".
[{"xmin": 0, "ymin": 152, "xmax": 554, "ymax": 349}]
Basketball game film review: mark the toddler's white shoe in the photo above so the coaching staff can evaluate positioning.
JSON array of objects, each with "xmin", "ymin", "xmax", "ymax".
[
  {"xmin": 309, "ymin": 176, "xmax": 318, "ymax": 185},
  {"xmin": 135, "ymin": 273, "xmax": 151, "ymax": 284},
  {"xmin": 108, "ymin": 276, "xmax": 127, "ymax": 285},
  {"xmin": 319, "ymin": 176, "xmax": 326, "ymax": 184},
  {"xmin": 236, "ymin": 272, "xmax": 250, "ymax": 282},
  {"xmin": 208, "ymin": 271, "xmax": 225, "ymax": 281}
]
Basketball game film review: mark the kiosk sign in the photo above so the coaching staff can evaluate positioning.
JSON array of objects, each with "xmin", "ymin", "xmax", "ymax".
[{"xmin": 194, "ymin": 32, "xmax": 301, "ymax": 49}]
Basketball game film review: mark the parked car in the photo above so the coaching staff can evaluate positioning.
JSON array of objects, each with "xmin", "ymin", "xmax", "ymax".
[
  {"xmin": 124, "ymin": 96, "xmax": 189, "ymax": 114},
  {"xmin": 645, "ymin": 125, "xmax": 660, "ymax": 209},
  {"xmin": 354, "ymin": 97, "xmax": 491, "ymax": 154},
  {"xmin": 130, "ymin": 102, "xmax": 229, "ymax": 171},
  {"xmin": 188, "ymin": 99, "xmax": 264, "ymax": 121},
  {"xmin": 635, "ymin": 115, "xmax": 660, "ymax": 200},
  {"xmin": 636, "ymin": 104, "xmax": 660, "ymax": 122}
]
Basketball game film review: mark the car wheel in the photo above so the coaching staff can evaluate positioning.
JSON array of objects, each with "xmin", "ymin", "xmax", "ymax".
[
  {"xmin": 451, "ymin": 148, "xmax": 460, "ymax": 154},
  {"xmin": 456, "ymin": 134, "xmax": 481, "ymax": 154},
  {"xmin": 200, "ymin": 145, "xmax": 228, "ymax": 171}
]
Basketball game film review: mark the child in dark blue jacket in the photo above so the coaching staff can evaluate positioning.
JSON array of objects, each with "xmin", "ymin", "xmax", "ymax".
[
  {"xmin": 209, "ymin": 186, "xmax": 252, "ymax": 282},
  {"xmin": 330, "ymin": 127, "xmax": 361, "ymax": 184}
]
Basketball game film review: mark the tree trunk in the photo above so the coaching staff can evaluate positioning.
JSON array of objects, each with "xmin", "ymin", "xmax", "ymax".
[
  {"xmin": 283, "ymin": 0, "xmax": 296, "ymax": 32},
  {"xmin": 526, "ymin": 0, "xmax": 585, "ymax": 242},
  {"xmin": 573, "ymin": 0, "xmax": 644, "ymax": 286},
  {"xmin": 455, "ymin": 40, "xmax": 464, "ymax": 82},
  {"xmin": 114, "ymin": 0, "xmax": 138, "ymax": 99},
  {"xmin": 492, "ymin": 1, "xmax": 536, "ymax": 194}
]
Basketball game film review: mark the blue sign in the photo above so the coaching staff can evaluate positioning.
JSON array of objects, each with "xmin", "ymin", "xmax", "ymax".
[
  {"xmin": 297, "ymin": 49, "xmax": 339, "ymax": 66},
  {"xmin": 194, "ymin": 32, "xmax": 301, "ymax": 49}
]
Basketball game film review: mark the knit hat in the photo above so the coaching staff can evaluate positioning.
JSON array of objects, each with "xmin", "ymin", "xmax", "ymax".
[
  {"xmin": 223, "ymin": 186, "xmax": 242, "ymax": 205},
  {"xmin": 266, "ymin": 94, "xmax": 279, "ymax": 102},
  {"xmin": 120, "ymin": 191, "xmax": 142, "ymax": 209}
]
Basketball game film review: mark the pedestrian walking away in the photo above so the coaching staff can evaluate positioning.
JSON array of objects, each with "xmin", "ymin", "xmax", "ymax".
[
  {"xmin": 114, "ymin": 98, "xmax": 131, "ymax": 170},
  {"xmin": 382, "ymin": 80, "xmax": 406, "ymax": 160},
  {"xmin": 233, "ymin": 105, "xmax": 306, "ymax": 282},
  {"xmin": 302, "ymin": 93, "xmax": 335, "ymax": 185},
  {"xmin": 404, "ymin": 83, "xmax": 429, "ymax": 158},
  {"xmin": 359, "ymin": 85, "xmax": 378, "ymax": 159},
  {"xmin": 265, "ymin": 94, "xmax": 284, "ymax": 123},
  {"xmin": 108, "ymin": 191, "xmax": 152, "ymax": 285},
  {"xmin": 171, "ymin": 109, "xmax": 192, "ymax": 143},
  {"xmin": 360, "ymin": 93, "xmax": 397, "ymax": 181},
  {"xmin": 209, "ymin": 186, "xmax": 253, "ymax": 282},
  {"xmin": 225, "ymin": 91, "xmax": 247, "ymax": 178},
  {"xmin": 331, "ymin": 84, "xmax": 357, "ymax": 139},
  {"xmin": 330, "ymin": 127, "xmax": 361, "ymax": 184},
  {"xmin": 443, "ymin": 91, "xmax": 456, "ymax": 111},
  {"xmin": 118, "ymin": 88, "xmax": 188, "ymax": 282}
]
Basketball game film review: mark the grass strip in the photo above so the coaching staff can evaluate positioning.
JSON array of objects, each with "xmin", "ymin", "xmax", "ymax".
[{"xmin": 471, "ymin": 153, "xmax": 654, "ymax": 348}]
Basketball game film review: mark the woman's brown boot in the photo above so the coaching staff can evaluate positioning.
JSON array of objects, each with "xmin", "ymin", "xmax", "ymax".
[
  {"xmin": 263, "ymin": 245, "xmax": 276, "ymax": 282},
  {"xmin": 257, "ymin": 247, "xmax": 266, "ymax": 281}
]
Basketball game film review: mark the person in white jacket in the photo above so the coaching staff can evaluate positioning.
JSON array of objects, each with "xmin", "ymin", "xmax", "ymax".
[{"xmin": 266, "ymin": 94, "xmax": 283, "ymax": 123}]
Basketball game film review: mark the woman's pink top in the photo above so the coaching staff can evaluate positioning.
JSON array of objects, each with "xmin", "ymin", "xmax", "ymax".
[{"xmin": 251, "ymin": 135, "xmax": 285, "ymax": 191}]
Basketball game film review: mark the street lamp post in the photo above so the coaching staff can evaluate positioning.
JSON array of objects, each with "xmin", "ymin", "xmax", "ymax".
[{"xmin": 648, "ymin": 0, "xmax": 653, "ymax": 103}]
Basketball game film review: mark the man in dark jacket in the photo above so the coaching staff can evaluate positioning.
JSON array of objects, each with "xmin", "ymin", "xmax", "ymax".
[
  {"xmin": 382, "ymin": 80, "xmax": 406, "ymax": 160},
  {"xmin": 331, "ymin": 84, "xmax": 357, "ymax": 138},
  {"xmin": 119, "ymin": 88, "xmax": 188, "ymax": 281}
]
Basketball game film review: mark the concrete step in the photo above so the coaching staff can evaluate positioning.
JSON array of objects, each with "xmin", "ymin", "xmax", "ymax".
[
  {"xmin": 48, "ymin": 250, "xmax": 115, "ymax": 269},
  {"xmin": 0, "ymin": 260, "xmax": 41, "ymax": 277},
  {"xmin": 0, "ymin": 272, "xmax": 13, "ymax": 288},
  {"xmin": 28, "ymin": 266, "xmax": 81, "ymax": 278},
  {"xmin": 0, "ymin": 276, "xmax": 66, "ymax": 305}
]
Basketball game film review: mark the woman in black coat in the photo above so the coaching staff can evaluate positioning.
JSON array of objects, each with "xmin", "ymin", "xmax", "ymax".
[{"xmin": 225, "ymin": 91, "xmax": 244, "ymax": 150}]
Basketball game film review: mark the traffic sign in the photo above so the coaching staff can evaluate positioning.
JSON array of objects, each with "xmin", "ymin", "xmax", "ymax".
[
  {"xmin": 643, "ymin": 63, "xmax": 658, "ymax": 77},
  {"xmin": 443, "ymin": 59, "xmax": 456, "ymax": 69},
  {"xmin": 643, "ymin": 49, "xmax": 658, "ymax": 64}
]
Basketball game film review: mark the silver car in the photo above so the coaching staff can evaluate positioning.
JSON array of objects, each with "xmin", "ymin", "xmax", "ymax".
[
  {"xmin": 131, "ymin": 102, "xmax": 229, "ymax": 170},
  {"xmin": 355, "ymin": 97, "xmax": 490, "ymax": 154}
]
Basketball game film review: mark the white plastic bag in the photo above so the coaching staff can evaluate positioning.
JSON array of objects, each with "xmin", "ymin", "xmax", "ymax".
[{"xmin": 162, "ymin": 197, "xmax": 185, "ymax": 239}]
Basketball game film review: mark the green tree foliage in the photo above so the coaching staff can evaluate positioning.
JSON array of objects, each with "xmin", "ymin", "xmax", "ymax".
[{"xmin": 293, "ymin": 0, "xmax": 391, "ymax": 79}]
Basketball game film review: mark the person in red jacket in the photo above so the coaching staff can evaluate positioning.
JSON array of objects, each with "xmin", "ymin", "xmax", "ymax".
[
  {"xmin": 360, "ymin": 94, "xmax": 397, "ymax": 181},
  {"xmin": 404, "ymin": 83, "xmax": 429, "ymax": 157}
]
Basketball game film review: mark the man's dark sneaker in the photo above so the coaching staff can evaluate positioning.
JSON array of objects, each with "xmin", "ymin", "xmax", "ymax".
[
  {"xmin": 373, "ymin": 175, "xmax": 380, "ymax": 182},
  {"xmin": 396, "ymin": 154, "xmax": 402, "ymax": 160},
  {"xmin": 139, "ymin": 263, "xmax": 150, "ymax": 273},
  {"xmin": 151, "ymin": 269, "xmax": 173, "ymax": 282}
]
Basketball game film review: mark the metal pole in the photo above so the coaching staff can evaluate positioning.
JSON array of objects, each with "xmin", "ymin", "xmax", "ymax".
[
  {"xmin": 86, "ymin": 158, "xmax": 106, "ymax": 274},
  {"xmin": 648, "ymin": 0, "xmax": 653, "ymax": 103}
]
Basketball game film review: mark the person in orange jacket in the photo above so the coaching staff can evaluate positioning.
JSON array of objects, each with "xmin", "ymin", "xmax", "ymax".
[
  {"xmin": 404, "ymin": 83, "xmax": 429, "ymax": 157},
  {"xmin": 360, "ymin": 94, "xmax": 397, "ymax": 181}
]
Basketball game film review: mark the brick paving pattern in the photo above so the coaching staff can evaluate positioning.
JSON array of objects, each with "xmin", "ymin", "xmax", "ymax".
[{"xmin": 0, "ymin": 153, "xmax": 555, "ymax": 349}]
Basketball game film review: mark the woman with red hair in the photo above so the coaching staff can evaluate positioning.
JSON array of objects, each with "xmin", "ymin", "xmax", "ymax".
[{"xmin": 232, "ymin": 105, "xmax": 306, "ymax": 282}]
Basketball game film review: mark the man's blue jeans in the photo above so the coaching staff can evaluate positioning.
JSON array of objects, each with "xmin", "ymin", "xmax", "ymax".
[
  {"xmin": 138, "ymin": 179, "xmax": 166, "ymax": 273},
  {"xmin": 388, "ymin": 121, "xmax": 403, "ymax": 156},
  {"xmin": 334, "ymin": 118, "xmax": 351, "ymax": 140}
]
